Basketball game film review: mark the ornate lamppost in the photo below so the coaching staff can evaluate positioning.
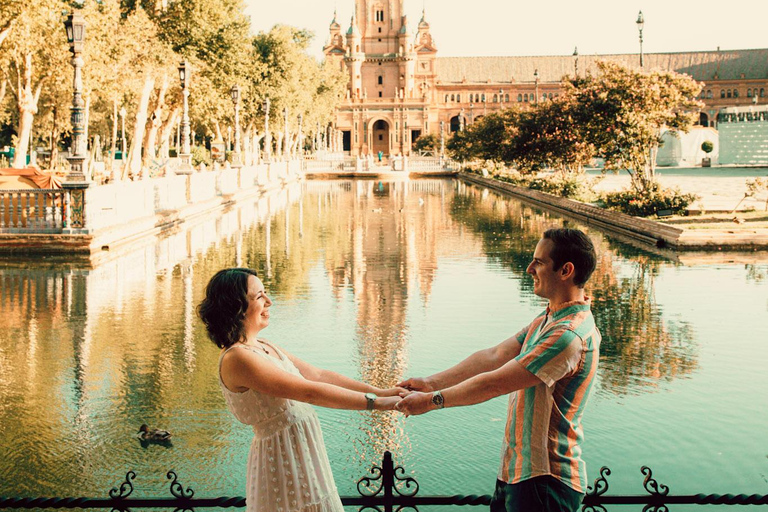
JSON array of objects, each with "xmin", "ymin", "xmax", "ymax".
[
  {"xmin": 534, "ymin": 69, "xmax": 540, "ymax": 105},
  {"xmin": 230, "ymin": 84, "xmax": 242, "ymax": 168},
  {"xmin": 263, "ymin": 97, "xmax": 271, "ymax": 163},
  {"xmin": 573, "ymin": 47, "xmax": 579, "ymax": 76},
  {"xmin": 636, "ymin": 11, "xmax": 645, "ymax": 68},
  {"xmin": 177, "ymin": 60, "xmax": 193, "ymax": 174},
  {"xmin": 119, "ymin": 106, "xmax": 127, "ymax": 157},
  {"xmin": 63, "ymin": 10, "xmax": 87, "ymax": 183},
  {"xmin": 439, "ymin": 120, "xmax": 445, "ymax": 161}
]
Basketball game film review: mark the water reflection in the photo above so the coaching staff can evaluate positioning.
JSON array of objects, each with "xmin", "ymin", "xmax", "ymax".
[
  {"xmin": 4, "ymin": 178, "xmax": 759, "ymax": 498},
  {"xmin": 448, "ymin": 183, "xmax": 698, "ymax": 394}
]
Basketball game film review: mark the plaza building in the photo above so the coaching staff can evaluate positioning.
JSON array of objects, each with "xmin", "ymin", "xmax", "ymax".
[{"xmin": 324, "ymin": 0, "xmax": 768, "ymax": 158}]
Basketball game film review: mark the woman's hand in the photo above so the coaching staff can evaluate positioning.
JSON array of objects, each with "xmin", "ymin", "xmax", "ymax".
[
  {"xmin": 377, "ymin": 386, "xmax": 408, "ymax": 397},
  {"xmin": 375, "ymin": 396, "xmax": 402, "ymax": 411}
]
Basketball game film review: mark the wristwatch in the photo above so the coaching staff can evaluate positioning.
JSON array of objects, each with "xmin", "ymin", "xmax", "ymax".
[
  {"xmin": 365, "ymin": 392, "xmax": 378, "ymax": 410},
  {"xmin": 431, "ymin": 390, "xmax": 445, "ymax": 409}
]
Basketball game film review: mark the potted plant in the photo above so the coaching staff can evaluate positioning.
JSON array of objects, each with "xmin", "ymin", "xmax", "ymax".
[{"xmin": 701, "ymin": 140, "xmax": 714, "ymax": 167}]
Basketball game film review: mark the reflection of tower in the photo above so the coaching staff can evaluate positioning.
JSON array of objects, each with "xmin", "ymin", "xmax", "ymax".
[
  {"xmin": 318, "ymin": 179, "xmax": 452, "ymax": 463},
  {"xmin": 182, "ymin": 262, "xmax": 196, "ymax": 372}
]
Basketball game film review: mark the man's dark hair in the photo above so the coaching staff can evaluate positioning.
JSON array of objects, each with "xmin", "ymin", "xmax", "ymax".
[
  {"xmin": 197, "ymin": 268, "xmax": 259, "ymax": 349},
  {"xmin": 543, "ymin": 228, "xmax": 596, "ymax": 287}
]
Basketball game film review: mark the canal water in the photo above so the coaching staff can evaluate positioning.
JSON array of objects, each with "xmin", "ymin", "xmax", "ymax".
[{"xmin": 1, "ymin": 179, "xmax": 767, "ymax": 506}]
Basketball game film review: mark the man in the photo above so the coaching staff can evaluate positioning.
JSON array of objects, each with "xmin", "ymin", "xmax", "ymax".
[{"xmin": 396, "ymin": 228, "xmax": 601, "ymax": 512}]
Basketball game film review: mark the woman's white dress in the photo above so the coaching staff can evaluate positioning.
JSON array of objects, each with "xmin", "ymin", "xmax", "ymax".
[{"xmin": 219, "ymin": 344, "xmax": 345, "ymax": 512}]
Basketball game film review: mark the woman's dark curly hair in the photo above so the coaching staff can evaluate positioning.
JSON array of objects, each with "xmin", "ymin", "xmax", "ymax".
[{"xmin": 197, "ymin": 268, "xmax": 259, "ymax": 349}]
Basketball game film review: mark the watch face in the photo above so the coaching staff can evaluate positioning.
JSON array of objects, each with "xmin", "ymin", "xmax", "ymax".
[
  {"xmin": 365, "ymin": 393, "xmax": 377, "ymax": 400},
  {"xmin": 432, "ymin": 392, "xmax": 444, "ymax": 406}
]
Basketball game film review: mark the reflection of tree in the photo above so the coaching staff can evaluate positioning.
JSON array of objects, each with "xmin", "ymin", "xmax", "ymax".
[
  {"xmin": 745, "ymin": 264, "xmax": 768, "ymax": 284},
  {"xmin": 449, "ymin": 183, "xmax": 698, "ymax": 394}
]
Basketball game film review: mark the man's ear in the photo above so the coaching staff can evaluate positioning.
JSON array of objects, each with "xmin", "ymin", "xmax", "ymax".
[{"xmin": 560, "ymin": 262, "xmax": 575, "ymax": 281}]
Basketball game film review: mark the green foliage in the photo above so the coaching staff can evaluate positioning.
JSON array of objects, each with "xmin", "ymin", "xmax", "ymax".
[
  {"xmin": 413, "ymin": 133, "xmax": 438, "ymax": 154},
  {"xmin": 601, "ymin": 183, "xmax": 699, "ymax": 217},
  {"xmin": 701, "ymin": 140, "xmax": 714, "ymax": 154},
  {"xmin": 566, "ymin": 61, "xmax": 704, "ymax": 194},
  {"xmin": 191, "ymin": 144, "xmax": 211, "ymax": 166},
  {"xmin": 466, "ymin": 166, "xmax": 599, "ymax": 201}
]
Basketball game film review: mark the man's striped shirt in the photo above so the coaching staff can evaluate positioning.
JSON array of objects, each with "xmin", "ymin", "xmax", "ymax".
[{"xmin": 498, "ymin": 298, "xmax": 601, "ymax": 494}]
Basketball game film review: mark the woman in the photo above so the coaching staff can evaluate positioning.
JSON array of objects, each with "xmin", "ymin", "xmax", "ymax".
[{"xmin": 198, "ymin": 268, "xmax": 402, "ymax": 512}]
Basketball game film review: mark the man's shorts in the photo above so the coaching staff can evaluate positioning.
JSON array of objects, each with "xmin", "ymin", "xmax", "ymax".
[{"xmin": 490, "ymin": 476, "xmax": 583, "ymax": 512}]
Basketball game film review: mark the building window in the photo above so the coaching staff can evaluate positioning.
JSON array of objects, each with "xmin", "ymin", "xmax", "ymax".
[
  {"xmin": 376, "ymin": 10, "xmax": 384, "ymax": 22},
  {"xmin": 761, "ymin": 88, "xmax": 765, "ymax": 97},
  {"xmin": 505, "ymin": 94, "xmax": 509, "ymax": 103},
  {"xmin": 378, "ymin": 91, "xmax": 382, "ymax": 97},
  {"xmin": 733, "ymin": 89, "xmax": 739, "ymax": 98},
  {"xmin": 379, "ymin": 134, "xmax": 383, "ymax": 141},
  {"xmin": 727, "ymin": 90, "xmax": 732, "ymax": 98},
  {"xmin": 457, "ymin": 94, "xmax": 461, "ymax": 102},
  {"xmin": 481, "ymin": 93, "xmax": 486, "ymax": 102},
  {"xmin": 451, "ymin": 94, "xmax": 455, "ymax": 102},
  {"xmin": 707, "ymin": 90, "xmax": 712, "ymax": 99},
  {"xmin": 378, "ymin": 27, "xmax": 382, "ymax": 33},
  {"xmin": 523, "ymin": 93, "xmax": 528, "ymax": 102},
  {"xmin": 747, "ymin": 88, "xmax": 753, "ymax": 98},
  {"xmin": 721, "ymin": 90, "xmax": 725, "ymax": 98},
  {"xmin": 493, "ymin": 94, "xmax": 498, "ymax": 103},
  {"xmin": 378, "ymin": 76, "xmax": 383, "ymax": 85}
]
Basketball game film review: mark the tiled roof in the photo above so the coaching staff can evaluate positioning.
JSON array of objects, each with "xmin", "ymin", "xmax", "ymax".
[{"xmin": 435, "ymin": 49, "xmax": 768, "ymax": 85}]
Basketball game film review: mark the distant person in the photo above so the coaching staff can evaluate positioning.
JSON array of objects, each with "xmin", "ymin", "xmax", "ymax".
[
  {"xmin": 397, "ymin": 228, "xmax": 601, "ymax": 512},
  {"xmin": 378, "ymin": 150, "xmax": 383, "ymax": 162},
  {"xmin": 198, "ymin": 268, "xmax": 403, "ymax": 512}
]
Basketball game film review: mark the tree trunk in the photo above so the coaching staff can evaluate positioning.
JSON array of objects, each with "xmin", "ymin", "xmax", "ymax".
[
  {"xmin": 12, "ymin": 53, "xmax": 40, "ymax": 169},
  {"xmin": 214, "ymin": 120, "xmax": 223, "ymax": 142},
  {"xmin": 142, "ymin": 74, "xmax": 168, "ymax": 168},
  {"xmin": 124, "ymin": 74, "xmax": 155, "ymax": 178},
  {"xmin": 0, "ymin": 18, "xmax": 13, "ymax": 47},
  {"xmin": 157, "ymin": 107, "xmax": 180, "ymax": 160}
]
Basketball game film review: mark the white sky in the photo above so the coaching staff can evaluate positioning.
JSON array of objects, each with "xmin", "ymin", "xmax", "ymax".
[{"xmin": 244, "ymin": 0, "xmax": 768, "ymax": 60}]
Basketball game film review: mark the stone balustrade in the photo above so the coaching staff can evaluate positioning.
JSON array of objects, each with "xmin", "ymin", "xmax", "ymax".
[{"xmin": 0, "ymin": 160, "xmax": 305, "ymax": 253}]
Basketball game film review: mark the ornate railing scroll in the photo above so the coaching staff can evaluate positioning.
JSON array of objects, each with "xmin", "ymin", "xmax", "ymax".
[{"xmin": 1, "ymin": 452, "xmax": 768, "ymax": 511}]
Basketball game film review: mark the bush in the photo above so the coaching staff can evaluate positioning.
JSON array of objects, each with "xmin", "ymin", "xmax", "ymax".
[
  {"xmin": 466, "ymin": 166, "xmax": 598, "ymax": 201},
  {"xmin": 701, "ymin": 140, "xmax": 714, "ymax": 154},
  {"xmin": 191, "ymin": 145, "xmax": 211, "ymax": 166},
  {"xmin": 601, "ymin": 183, "xmax": 699, "ymax": 217}
]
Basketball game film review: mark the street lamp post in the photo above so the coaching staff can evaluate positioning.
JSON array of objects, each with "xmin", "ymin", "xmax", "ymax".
[
  {"xmin": 63, "ymin": 10, "xmax": 87, "ymax": 183},
  {"xmin": 439, "ymin": 120, "xmax": 445, "ymax": 161},
  {"xmin": 177, "ymin": 60, "xmax": 193, "ymax": 174},
  {"xmin": 573, "ymin": 47, "xmax": 579, "ymax": 76},
  {"xmin": 263, "ymin": 98, "xmax": 271, "ymax": 163},
  {"xmin": 119, "ymin": 107, "xmax": 127, "ymax": 157},
  {"xmin": 498, "ymin": 89, "xmax": 504, "ymax": 109},
  {"xmin": 230, "ymin": 84, "xmax": 242, "ymax": 168},
  {"xmin": 636, "ymin": 11, "xmax": 645, "ymax": 68},
  {"xmin": 534, "ymin": 69, "xmax": 540, "ymax": 105}
]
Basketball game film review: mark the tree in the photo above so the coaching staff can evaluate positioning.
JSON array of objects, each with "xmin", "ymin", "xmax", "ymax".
[
  {"xmin": 1, "ymin": 0, "xmax": 69, "ymax": 168},
  {"xmin": 507, "ymin": 97, "xmax": 595, "ymax": 174},
  {"xmin": 447, "ymin": 109, "xmax": 521, "ymax": 164},
  {"xmin": 567, "ymin": 61, "xmax": 703, "ymax": 194},
  {"xmin": 413, "ymin": 133, "xmax": 438, "ymax": 155}
]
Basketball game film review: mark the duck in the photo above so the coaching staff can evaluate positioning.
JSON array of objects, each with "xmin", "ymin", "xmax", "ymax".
[{"xmin": 138, "ymin": 424, "xmax": 172, "ymax": 442}]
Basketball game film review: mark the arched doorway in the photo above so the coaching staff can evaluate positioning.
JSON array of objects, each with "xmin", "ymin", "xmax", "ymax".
[
  {"xmin": 371, "ymin": 119, "xmax": 390, "ymax": 157},
  {"xmin": 449, "ymin": 115, "xmax": 461, "ymax": 132},
  {"xmin": 699, "ymin": 112, "xmax": 709, "ymax": 127}
]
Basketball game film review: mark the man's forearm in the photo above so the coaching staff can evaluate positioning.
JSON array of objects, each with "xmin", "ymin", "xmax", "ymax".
[
  {"xmin": 427, "ymin": 346, "xmax": 507, "ymax": 389},
  {"xmin": 441, "ymin": 360, "xmax": 541, "ymax": 408}
]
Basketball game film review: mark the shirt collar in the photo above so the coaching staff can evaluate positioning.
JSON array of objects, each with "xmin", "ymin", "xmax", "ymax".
[{"xmin": 546, "ymin": 296, "xmax": 592, "ymax": 320}]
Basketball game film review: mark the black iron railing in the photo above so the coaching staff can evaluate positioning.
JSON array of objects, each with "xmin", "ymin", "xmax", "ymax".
[{"xmin": 2, "ymin": 451, "xmax": 767, "ymax": 512}]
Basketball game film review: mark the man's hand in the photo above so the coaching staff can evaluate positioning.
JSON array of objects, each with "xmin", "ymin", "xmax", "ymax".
[
  {"xmin": 394, "ymin": 391, "xmax": 434, "ymax": 417},
  {"xmin": 396, "ymin": 377, "xmax": 433, "ymax": 392}
]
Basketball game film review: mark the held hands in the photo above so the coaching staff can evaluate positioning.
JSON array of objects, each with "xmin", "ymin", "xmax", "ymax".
[
  {"xmin": 394, "ymin": 391, "xmax": 434, "ymax": 417},
  {"xmin": 396, "ymin": 377, "xmax": 433, "ymax": 392}
]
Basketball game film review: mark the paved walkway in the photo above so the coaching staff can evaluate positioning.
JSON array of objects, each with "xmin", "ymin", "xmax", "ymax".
[{"xmin": 589, "ymin": 168, "xmax": 768, "ymax": 211}]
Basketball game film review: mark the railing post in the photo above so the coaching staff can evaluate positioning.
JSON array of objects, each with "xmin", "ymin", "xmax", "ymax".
[
  {"xmin": 382, "ymin": 451, "xmax": 394, "ymax": 512},
  {"xmin": 61, "ymin": 182, "xmax": 90, "ymax": 233}
]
